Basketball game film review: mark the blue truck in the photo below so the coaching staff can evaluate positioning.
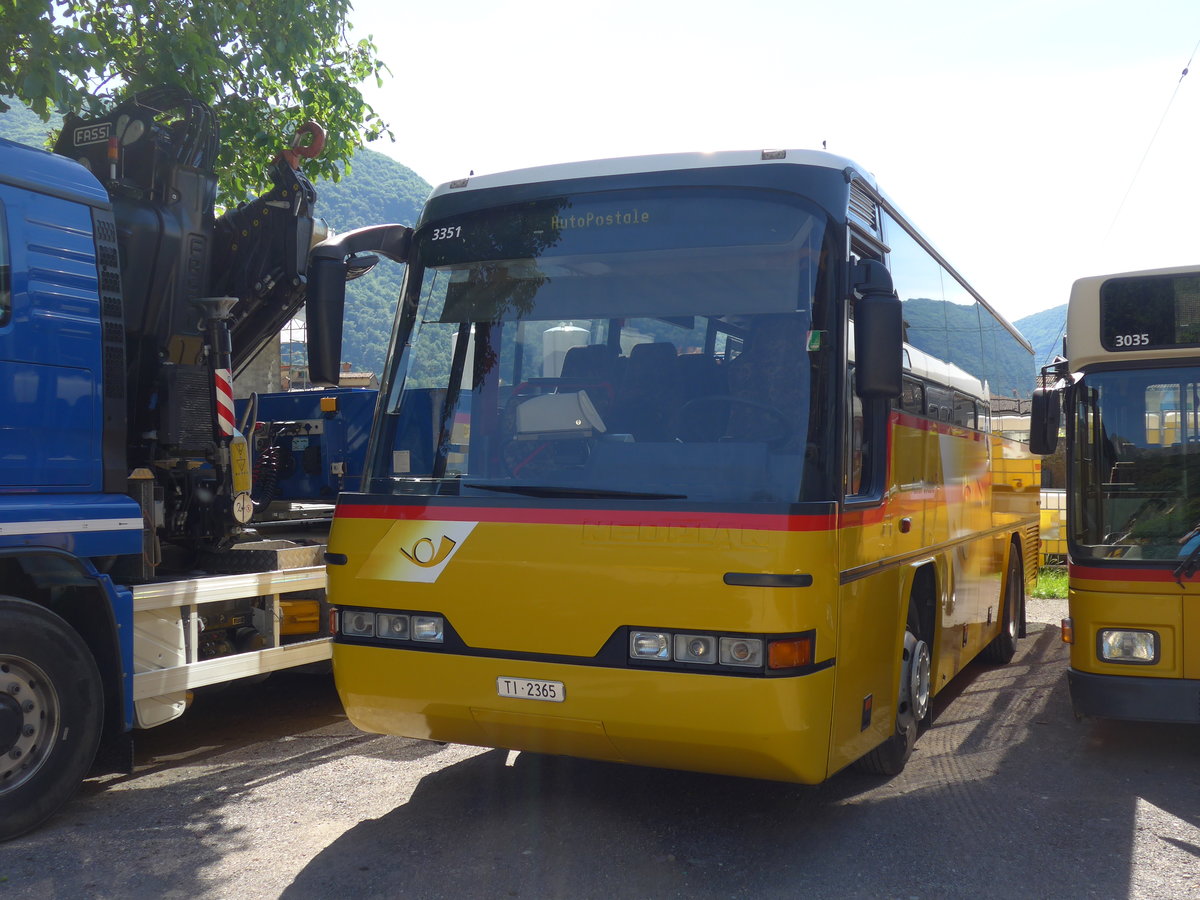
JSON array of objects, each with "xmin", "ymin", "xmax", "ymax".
[{"xmin": 0, "ymin": 89, "xmax": 407, "ymax": 840}]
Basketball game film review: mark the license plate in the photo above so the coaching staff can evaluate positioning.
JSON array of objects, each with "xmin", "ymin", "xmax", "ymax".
[{"xmin": 497, "ymin": 677, "xmax": 565, "ymax": 703}]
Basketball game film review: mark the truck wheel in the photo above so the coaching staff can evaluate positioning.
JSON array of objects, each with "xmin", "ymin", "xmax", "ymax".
[
  {"xmin": 855, "ymin": 607, "xmax": 931, "ymax": 777},
  {"xmin": 982, "ymin": 543, "xmax": 1023, "ymax": 665},
  {"xmin": 0, "ymin": 596, "xmax": 103, "ymax": 841}
]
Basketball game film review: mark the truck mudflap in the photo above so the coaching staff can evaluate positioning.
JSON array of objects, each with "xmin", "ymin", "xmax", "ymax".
[{"xmin": 129, "ymin": 565, "xmax": 330, "ymax": 727}]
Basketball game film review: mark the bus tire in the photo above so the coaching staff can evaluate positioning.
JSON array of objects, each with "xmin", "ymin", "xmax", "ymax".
[
  {"xmin": 855, "ymin": 607, "xmax": 931, "ymax": 777},
  {"xmin": 981, "ymin": 542, "xmax": 1023, "ymax": 665},
  {"xmin": 0, "ymin": 596, "xmax": 104, "ymax": 842}
]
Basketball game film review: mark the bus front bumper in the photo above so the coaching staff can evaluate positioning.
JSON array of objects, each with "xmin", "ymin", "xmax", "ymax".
[
  {"xmin": 1068, "ymin": 669, "xmax": 1200, "ymax": 724},
  {"xmin": 334, "ymin": 643, "xmax": 838, "ymax": 784}
]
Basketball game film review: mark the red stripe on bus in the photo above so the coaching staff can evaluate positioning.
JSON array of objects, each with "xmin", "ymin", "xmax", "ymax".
[
  {"xmin": 1069, "ymin": 564, "xmax": 1181, "ymax": 583},
  {"xmin": 336, "ymin": 503, "xmax": 837, "ymax": 532},
  {"xmin": 893, "ymin": 411, "xmax": 985, "ymax": 440},
  {"xmin": 840, "ymin": 506, "xmax": 887, "ymax": 527}
]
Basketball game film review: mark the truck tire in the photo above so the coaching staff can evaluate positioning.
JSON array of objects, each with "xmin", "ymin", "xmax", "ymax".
[{"xmin": 0, "ymin": 596, "xmax": 104, "ymax": 841}]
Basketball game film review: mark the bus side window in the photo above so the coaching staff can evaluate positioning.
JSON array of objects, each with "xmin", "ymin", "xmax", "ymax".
[
  {"xmin": 896, "ymin": 377, "xmax": 923, "ymax": 414},
  {"xmin": 848, "ymin": 367, "xmax": 864, "ymax": 495},
  {"xmin": 847, "ymin": 365, "xmax": 890, "ymax": 501},
  {"xmin": 928, "ymin": 386, "xmax": 953, "ymax": 423},
  {"xmin": 953, "ymin": 391, "xmax": 976, "ymax": 428}
]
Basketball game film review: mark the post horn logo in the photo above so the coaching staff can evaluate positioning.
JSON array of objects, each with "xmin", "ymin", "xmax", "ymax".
[
  {"xmin": 399, "ymin": 535, "xmax": 458, "ymax": 568},
  {"xmin": 357, "ymin": 520, "xmax": 476, "ymax": 583}
]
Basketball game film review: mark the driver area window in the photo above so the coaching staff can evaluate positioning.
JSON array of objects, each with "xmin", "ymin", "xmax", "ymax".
[{"xmin": 0, "ymin": 201, "xmax": 10, "ymax": 327}]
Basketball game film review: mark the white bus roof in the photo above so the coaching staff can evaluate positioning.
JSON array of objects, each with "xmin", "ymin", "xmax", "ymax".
[
  {"xmin": 424, "ymin": 148, "xmax": 1030, "ymax": 354},
  {"xmin": 1067, "ymin": 263, "xmax": 1200, "ymax": 371},
  {"xmin": 428, "ymin": 149, "xmax": 874, "ymax": 198},
  {"xmin": 905, "ymin": 342, "xmax": 987, "ymax": 401}
]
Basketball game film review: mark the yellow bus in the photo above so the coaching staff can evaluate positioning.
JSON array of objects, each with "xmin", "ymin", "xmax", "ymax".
[
  {"xmin": 1032, "ymin": 264, "xmax": 1200, "ymax": 723},
  {"xmin": 328, "ymin": 150, "xmax": 1040, "ymax": 781}
]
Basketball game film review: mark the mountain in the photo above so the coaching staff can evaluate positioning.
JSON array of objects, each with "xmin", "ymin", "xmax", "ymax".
[
  {"xmin": 0, "ymin": 100, "xmax": 429, "ymax": 376},
  {"xmin": 315, "ymin": 147, "xmax": 430, "ymax": 375},
  {"xmin": 1014, "ymin": 304, "xmax": 1068, "ymax": 375},
  {"xmin": 0, "ymin": 99, "xmax": 59, "ymax": 147},
  {"xmin": 901, "ymin": 298, "xmax": 1033, "ymax": 398},
  {"xmin": 2, "ymin": 105, "xmax": 1073, "ymax": 391},
  {"xmin": 317, "ymin": 144, "xmax": 429, "ymax": 232}
]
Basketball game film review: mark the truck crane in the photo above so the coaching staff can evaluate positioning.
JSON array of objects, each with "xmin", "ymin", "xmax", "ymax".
[{"xmin": 0, "ymin": 88, "xmax": 407, "ymax": 840}]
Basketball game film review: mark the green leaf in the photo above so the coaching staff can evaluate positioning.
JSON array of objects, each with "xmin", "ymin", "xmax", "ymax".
[{"xmin": 0, "ymin": 0, "xmax": 390, "ymax": 203}]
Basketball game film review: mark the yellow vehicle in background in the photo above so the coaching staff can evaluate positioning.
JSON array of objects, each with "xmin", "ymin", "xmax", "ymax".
[
  {"xmin": 327, "ymin": 150, "xmax": 1039, "ymax": 782},
  {"xmin": 1032, "ymin": 264, "xmax": 1200, "ymax": 722}
]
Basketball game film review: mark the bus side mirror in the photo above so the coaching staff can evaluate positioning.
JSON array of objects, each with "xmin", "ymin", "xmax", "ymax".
[
  {"xmin": 306, "ymin": 256, "xmax": 349, "ymax": 388},
  {"xmin": 1029, "ymin": 387, "xmax": 1060, "ymax": 455},
  {"xmin": 306, "ymin": 224, "xmax": 413, "ymax": 387},
  {"xmin": 853, "ymin": 259, "xmax": 903, "ymax": 399}
]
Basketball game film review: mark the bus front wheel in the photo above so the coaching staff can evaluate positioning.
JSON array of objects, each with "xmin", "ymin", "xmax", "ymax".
[{"xmin": 855, "ymin": 609, "xmax": 931, "ymax": 777}]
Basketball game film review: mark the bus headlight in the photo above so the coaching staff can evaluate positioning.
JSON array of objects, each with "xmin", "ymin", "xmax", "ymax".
[
  {"xmin": 674, "ymin": 634, "xmax": 716, "ymax": 664},
  {"xmin": 626, "ymin": 627, "xmax": 789, "ymax": 672},
  {"xmin": 412, "ymin": 615, "xmax": 445, "ymax": 643},
  {"xmin": 343, "ymin": 610, "xmax": 375, "ymax": 637},
  {"xmin": 630, "ymin": 631, "xmax": 671, "ymax": 660},
  {"xmin": 1098, "ymin": 629, "xmax": 1158, "ymax": 664},
  {"xmin": 377, "ymin": 613, "xmax": 410, "ymax": 641},
  {"xmin": 337, "ymin": 607, "xmax": 448, "ymax": 646},
  {"xmin": 719, "ymin": 637, "xmax": 763, "ymax": 667}
]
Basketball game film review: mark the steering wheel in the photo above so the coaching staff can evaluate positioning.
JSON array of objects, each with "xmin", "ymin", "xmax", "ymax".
[{"xmin": 675, "ymin": 395, "xmax": 795, "ymax": 449}]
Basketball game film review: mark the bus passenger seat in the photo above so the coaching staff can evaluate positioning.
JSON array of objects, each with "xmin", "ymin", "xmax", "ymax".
[
  {"xmin": 611, "ymin": 342, "xmax": 683, "ymax": 441},
  {"xmin": 561, "ymin": 344, "xmax": 615, "ymax": 380},
  {"xmin": 559, "ymin": 344, "xmax": 619, "ymax": 415}
]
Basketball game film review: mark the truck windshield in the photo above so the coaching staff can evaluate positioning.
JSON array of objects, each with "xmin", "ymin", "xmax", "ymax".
[
  {"xmin": 1071, "ymin": 366, "xmax": 1200, "ymax": 561},
  {"xmin": 366, "ymin": 187, "xmax": 836, "ymax": 504}
]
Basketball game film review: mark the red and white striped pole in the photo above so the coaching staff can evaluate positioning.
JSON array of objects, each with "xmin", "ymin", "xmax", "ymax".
[
  {"xmin": 194, "ymin": 296, "xmax": 254, "ymax": 526},
  {"xmin": 193, "ymin": 297, "xmax": 239, "ymax": 444},
  {"xmin": 214, "ymin": 367, "xmax": 235, "ymax": 438}
]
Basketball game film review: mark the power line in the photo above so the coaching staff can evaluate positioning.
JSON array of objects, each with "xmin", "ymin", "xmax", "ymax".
[
  {"xmin": 1103, "ymin": 36, "xmax": 1200, "ymax": 243},
  {"xmin": 1039, "ymin": 309, "xmax": 1067, "ymax": 371}
]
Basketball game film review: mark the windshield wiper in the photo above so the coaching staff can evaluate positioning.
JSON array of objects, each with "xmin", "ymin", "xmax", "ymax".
[
  {"xmin": 464, "ymin": 483, "xmax": 687, "ymax": 500},
  {"xmin": 1174, "ymin": 534, "xmax": 1200, "ymax": 586}
]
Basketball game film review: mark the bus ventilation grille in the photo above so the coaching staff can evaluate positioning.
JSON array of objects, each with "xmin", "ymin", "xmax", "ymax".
[{"xmin": 848, "ymin": 181, "xmax": 878, "ymax": 230}]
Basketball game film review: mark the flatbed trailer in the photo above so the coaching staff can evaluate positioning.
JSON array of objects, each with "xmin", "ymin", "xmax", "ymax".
[{"xmin": 130, "ymin": 565, "xmax": 330, "ymax": 725}]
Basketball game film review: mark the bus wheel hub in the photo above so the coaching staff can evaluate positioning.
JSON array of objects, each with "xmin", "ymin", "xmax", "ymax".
[{"xmin": 900, "ymin": 633, "xmax": 931, "ymax": 726}]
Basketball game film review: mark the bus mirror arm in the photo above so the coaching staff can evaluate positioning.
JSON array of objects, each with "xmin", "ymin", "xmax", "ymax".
[
  {"xmin": 852, "ymin": 259, "xmax": 903, "ymax": 399},
  {"xmin": 310, "ymin": 223, "xmax": 413, "ymax": 266},
  {"xmin": 305, "ymin": 224, "xmax": 413, "ymax": 387},
  {"xmin": 852, "ymin": 258, "xmax": 894, "ymax": 297}
]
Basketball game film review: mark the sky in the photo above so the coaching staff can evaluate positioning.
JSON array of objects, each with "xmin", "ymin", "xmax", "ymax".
[{"xmin": 347, "ymin": 0, "xmax": 1200, "ymax": 336}]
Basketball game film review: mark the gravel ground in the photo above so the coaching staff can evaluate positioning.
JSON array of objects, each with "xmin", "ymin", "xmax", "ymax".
[{"xmin": 3, "ymin": 593, "xmax": 1199, "ymax": 900}]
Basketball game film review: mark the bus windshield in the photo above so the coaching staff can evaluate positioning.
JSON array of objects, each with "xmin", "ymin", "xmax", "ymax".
[
  {"xmin": 367, "ymin": 187, "xmax": 836, "ymax": 503},
  {"xmin": 1071, "ymin": 365, "xmax": 1200, "ymax": 561}
]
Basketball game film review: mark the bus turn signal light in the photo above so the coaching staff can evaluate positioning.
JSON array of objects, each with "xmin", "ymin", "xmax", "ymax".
[{"xmin": 768, "ymin": 636, "xmax": 813, "ymax": 670}]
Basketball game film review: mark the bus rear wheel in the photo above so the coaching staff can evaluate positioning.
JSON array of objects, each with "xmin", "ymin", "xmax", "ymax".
[
  {"xmin": 855, "ymin": 611, "xmax": 931, "ymax": 777},
  {"xmin": 0, "ymin": 596, "xmax": 103, "ymax": 841},
  {"xmin": 982, "ymin": 543, "xmax": 1023, "ymax": 665}
]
